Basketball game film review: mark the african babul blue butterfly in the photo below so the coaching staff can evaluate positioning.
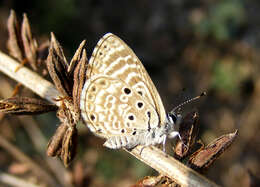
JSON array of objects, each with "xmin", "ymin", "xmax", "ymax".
[{"xmin": 80, "ymin": 33, "xmax": 193, "ymax": 151}]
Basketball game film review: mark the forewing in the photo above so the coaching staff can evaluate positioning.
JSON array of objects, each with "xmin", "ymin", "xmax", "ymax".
[
  {"xmin": 80, "ymin": 76, "xmax": 159, "ymax": 138},
  {"xmin": 87, "ymin": 33, "xmax": 166, "ymax": 123}
]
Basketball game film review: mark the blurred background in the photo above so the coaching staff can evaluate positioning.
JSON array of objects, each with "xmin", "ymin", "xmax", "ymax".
[{"xmin": 0, "ymin": 0, "xmax": 259, "ymax": 186}]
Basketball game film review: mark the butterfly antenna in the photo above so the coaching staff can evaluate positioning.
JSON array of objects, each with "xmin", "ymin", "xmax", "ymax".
[{"xmin": 170, "ymin": 92, "xmax": 206, "ymax": 114}]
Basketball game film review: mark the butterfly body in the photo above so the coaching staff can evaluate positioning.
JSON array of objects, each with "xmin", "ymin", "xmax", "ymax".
[
  {"xmin": 103, "ymin": 120, "xmax": 175, "ymax": 150},
  {"xmin": 80, "ymin": 33, "xmax": 181, "ymax": 150}
]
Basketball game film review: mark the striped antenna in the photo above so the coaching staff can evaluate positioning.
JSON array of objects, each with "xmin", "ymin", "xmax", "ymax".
[{"xmin": 170, "ymin": 92, "xmax": 206, "ymax": 114}]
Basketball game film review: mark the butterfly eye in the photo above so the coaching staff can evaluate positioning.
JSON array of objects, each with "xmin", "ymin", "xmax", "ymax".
[{"xmin": 168, "ymin": 113, "xmax": 177, "ymax": 124}]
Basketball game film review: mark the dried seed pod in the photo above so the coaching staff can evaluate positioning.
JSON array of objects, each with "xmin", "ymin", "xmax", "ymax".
[
  {"xmin": 47, "ymin": 33, "xmax": 72, "ymax": 97},
  {"xmin": 49, "ymin": 32, "xmax": 68, "ymax": 68},
  {"xmin": 174, "ymin": 111, "xmax": 200, "ymax": 159},
  {"xmin": 134, "ymin": 175, "xmax": 179, "ymax": 187},
  {"xmin": 7, "ymin": 10, "xmax": 24, "ymax": 62},
  {"xmin": 0, "ymin": 97, "xmax": 58, "ymax": 115},
  {"xmin": 68, "ymin": 40, "xmax": 86, "ymax": 76},
  {"xmin": 134, "ymin": 175, "xmax": 163, "ymax": 187},
  {"xmin": 21, "ymin": 13, "xmax": 38, "ymax": 70},
  {"xmin": 73, "ymin": 49, "xmax": 88, "ymax": 114},
  {"xmin": 47, "ymin": 123, "xmax": 68, "ymax": 157},
  {"xmin": 188, "ymin": 130, "xmax": 238, "ymax": 171},
  {"xmin": 61, "ymin": 126, "xmax": 78, "ymax": 167}
]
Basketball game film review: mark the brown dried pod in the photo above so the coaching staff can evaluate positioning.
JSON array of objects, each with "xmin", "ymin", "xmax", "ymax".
[
  {"xmin": 174, "ymin": 111, "xmax": 200, "ymax": 159},
  {"xmin": 188, "ymin": 130, "xmax": 238, "ymax": 171},
  {"xmin": 158, "ymin": 176, "xmax": 180, "ymax": 187},
  {"xmin": 49, "ymin": 32, "xmax": 68, "ymax": 68},
  {"xmin": 133, "ymin": 175, "xmax": 179, "ymax": 187},
  {"xmin": 7, "ymin": 10, "xmax": 24, "ymax": 62},
  {"xmin": 73, "ymin": 49, "xmax": 88, "ymax": 114},
  {"xmin": 68, "ymin": 40, "xmax": 86, "ymax": 76},
  {"xmin": 0, "ymin": 97, "xmax": 58, "ymax": 115},
  {"xmin": 46, "ymin": 123, "xmax": 68, "ymax": 157},
  {"xmin": 21, "ymin": 13, "xmax": 38, "ymax": 70},
  {"xmin": 133, "ymin": 175, "xmax": 162, "ymax": 187},
  {"xmin": 45, "ymin": 37, "xmax": 86, "ymax": 167},
  {"xmin": 47, "ymin": 33, "xmax": 72, "ymax": 97},
  {"xmin": 61, "ymin": 126, "xmax": 78, "ymax": 167}
]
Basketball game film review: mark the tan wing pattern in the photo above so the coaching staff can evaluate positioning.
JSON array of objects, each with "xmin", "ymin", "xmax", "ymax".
[
  {"xmin": 80, "ymin": 76, "xmax": 159, "ymax": 138},
  {"xmin": 86, "ymin": 33, "xmax": 166, "ymax": 123}
]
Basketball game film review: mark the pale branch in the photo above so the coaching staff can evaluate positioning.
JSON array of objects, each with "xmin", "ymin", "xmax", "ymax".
[
  {"xmin": 0, "ymin": 50, "xmax": 220, "ymax": 187},
  {"xmin": 126, "ymin": 146, "xmax": 220, "ymax": 187},
  {"xmin": 0, "ymin": 51, "xmax": 61, "ymax": 105},
  {"xmin": 0, "ymin": 171, "xmax": 41, "ymax": 187}
]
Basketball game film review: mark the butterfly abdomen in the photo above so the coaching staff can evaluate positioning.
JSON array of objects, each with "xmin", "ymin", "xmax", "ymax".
[{"xmin": 104, "ymin": 136, "xmax": 139, "ymax": 149}]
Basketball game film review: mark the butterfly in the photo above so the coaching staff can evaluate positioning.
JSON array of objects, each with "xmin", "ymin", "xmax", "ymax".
[{"xmin": 80, "ymin": 33, "xmax": 182, "ymax": 151}]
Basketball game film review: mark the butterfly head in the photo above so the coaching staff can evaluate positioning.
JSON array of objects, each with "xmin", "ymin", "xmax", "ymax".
[
  {"xmin": 166, "ymin": 112, "xmax": 182, "ymax": 136},
  {"xmin": 166, "ymin": 92, "xmax": 206, "ymax": 135},
  {"xmin": 167, "ymin": 112, "xmax": 180, "ymax": 125},
  {"xmin": 155, "ymin": 112, "xmax": 182, "ymax": 152}
]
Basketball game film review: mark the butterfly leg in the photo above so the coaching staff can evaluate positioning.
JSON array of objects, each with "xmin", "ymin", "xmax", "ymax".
[
  {"xmin": 139, "ymin": 146, "xmax": 146, "ymax": 155},
  {"xmin": 162, "ymin": 135, "xmax": 167, "ymax": 152},
  {"xmin": 168, "ymin": 131, "xmax": 180, "ymax": 139},
  {"xmin": 169, "ymin": 131, "xmax": 188, "ymax": 149}
]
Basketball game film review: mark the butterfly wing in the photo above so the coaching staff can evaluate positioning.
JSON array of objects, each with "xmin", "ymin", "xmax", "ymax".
[
  {"xmin": 80, "ymin": 76, "xmax": 160, "ymax": 138},
  {"xmin": 86, "ymin": 33, "xmax": 166, "ymax": 124}
]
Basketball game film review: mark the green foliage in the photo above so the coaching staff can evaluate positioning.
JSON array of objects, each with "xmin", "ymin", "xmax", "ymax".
[
  {"xmin": 211, "ymin": 60, "xmax": 240, "ymax": 94},
  {"xmin": 195, "ymin": 0, "xmax": 245, "ymax": 41}
]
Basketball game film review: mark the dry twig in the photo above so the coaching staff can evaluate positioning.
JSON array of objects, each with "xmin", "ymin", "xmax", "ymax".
[{"xmin": 0, "ymin": 170, "xmax": 40, "ymax": 187}]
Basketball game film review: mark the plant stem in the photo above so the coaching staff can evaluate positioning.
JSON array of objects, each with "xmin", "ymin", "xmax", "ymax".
[{"xmin": 0, "ymin": 51, "xmax": 61, "ymax": 105}]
